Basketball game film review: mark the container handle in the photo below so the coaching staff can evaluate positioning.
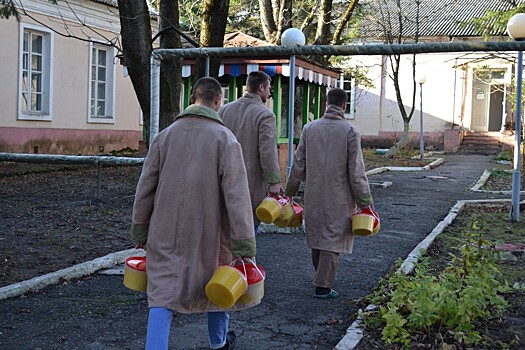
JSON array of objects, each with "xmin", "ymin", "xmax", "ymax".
[
  {"xmin": 230, "ymin": 258, "xmax": 248, "ymax": 280},
  {"xmin": 245, "ymin": 257, "xmax": 266, "ymax": 281}
]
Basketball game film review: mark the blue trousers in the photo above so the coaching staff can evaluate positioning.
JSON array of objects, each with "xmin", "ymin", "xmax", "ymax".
[{"xmin": 145, "ymin": 307, "xmax": 229, "ymax": 349}]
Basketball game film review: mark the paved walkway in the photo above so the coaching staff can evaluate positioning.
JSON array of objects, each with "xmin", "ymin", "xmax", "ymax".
[{"xmin": 0, "ymin": 154, "xmax": 513, "ymax": 350}]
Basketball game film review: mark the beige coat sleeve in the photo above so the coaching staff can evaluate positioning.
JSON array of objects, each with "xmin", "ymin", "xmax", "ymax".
[
  {"xmin": 220, "ymin": 139, "xmax": 256, "ymax": 258},
  {"xmin": 258, "ymin": 114, "xmax": 282, "ymax": 184},
  {"xmin": 130, "ymin": 138, "xmax": 160, "ymax": 244},
  {"xmin": 347, "ymin": 130, "xmax": 373, "ymax": 207},
  {"xmin": 284, "ymin": 127, "xmax": 307, "ymax": 196}
]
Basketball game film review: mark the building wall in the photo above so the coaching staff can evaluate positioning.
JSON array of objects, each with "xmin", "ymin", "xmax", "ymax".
[
  {"xmin": 0, "ymin": 0, "xmax": 142, "ymax": 155},
  {"xmin": 345, "ymin": 52, "xmax": 472, "ymax": 149}
]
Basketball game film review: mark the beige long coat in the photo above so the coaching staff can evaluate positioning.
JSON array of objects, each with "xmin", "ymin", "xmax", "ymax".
[
  {"xmin": 219, "ymin": 93, "xmax": 281, "ymax": 223},
  {"xmin": 285, "ymin": 105, "xmax": 373, "ymax": 254},
  {"xmin": 131, "ymin": 105, "xmax": 257, "ymax": 313}
]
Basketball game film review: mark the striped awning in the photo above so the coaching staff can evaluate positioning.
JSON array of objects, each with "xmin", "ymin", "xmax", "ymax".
[{"xmin": 181, "ymin": 61, "xmax": 340, "ymax": 87}]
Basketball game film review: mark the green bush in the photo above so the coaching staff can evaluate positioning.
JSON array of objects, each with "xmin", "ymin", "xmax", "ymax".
[
  {"xmin": 362, "ymin": 220, "xmax": 509, "ymax": 348},
  {"xmin": 493, "ymin": 151, "xmax": 512, "ymax": 162}
]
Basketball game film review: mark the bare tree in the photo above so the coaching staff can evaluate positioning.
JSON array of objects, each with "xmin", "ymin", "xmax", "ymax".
[
  {"xmin": 258, "ymin": 0, "xmax": 293, "ymax": 44},
  {"xmin": 366, "ymin": 0, "xmax": 454, "ymax": 156},
  {"xmin": 158, "ymin": 0, "xmax": 183, "ymax": 130},
  {"xmin": 194, "ymin": 0, "xmax": 230, "ymax": 79},
  {"xmin": 117, "ymin": 0, "xmax": 153, "ymax": 142},
  {"xmin": 331, "ymin": 0, "xmax": 359, "ymax": 45}
]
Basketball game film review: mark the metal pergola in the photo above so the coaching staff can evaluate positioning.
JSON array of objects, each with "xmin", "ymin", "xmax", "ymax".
[{"xmin": 150, "ymin": 40, "xmax": 525, "ymax": 221}]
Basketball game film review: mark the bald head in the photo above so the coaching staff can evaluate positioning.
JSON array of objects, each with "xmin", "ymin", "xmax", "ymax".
[{"xmin": 190, "ymin": 77, "xmax": 223, "ymax": 111}]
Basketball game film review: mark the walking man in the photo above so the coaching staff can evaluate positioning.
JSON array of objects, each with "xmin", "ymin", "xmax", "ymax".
[
  {"xmin": 284, "ymin": 88, "xmax": 374, "ymax": 299},
  {"xmin": 219, "ymin": 71, "xmax": 283, "ymax": 234},
  {"xmin": 131, "ymin": 77, "xmax": 256, "ymax": 349}
]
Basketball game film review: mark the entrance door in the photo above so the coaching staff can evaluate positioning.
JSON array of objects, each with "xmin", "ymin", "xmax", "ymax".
[
  {"xmin": 471, "ymin": 78, "xmax": 489, "ymax": 132},
  {"xmin": 488, "ymin": 84, "xmax": 504, "ymax": 131}
]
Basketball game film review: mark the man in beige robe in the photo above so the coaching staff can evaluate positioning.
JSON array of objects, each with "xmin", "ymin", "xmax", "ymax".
[
  {"xmin": 285, "ymin": 88, "xmax": 374, "ymax": 299},
  {"xmin": 219, "ymin": 71, "xmax": 283, "ymax": 233},
  {"xmin": 131, "ymin": 78, "xmax": 256, "ymax": 349}
]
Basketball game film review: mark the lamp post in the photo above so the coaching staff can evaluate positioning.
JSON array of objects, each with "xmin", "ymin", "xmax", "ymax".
[
  {"xmin": 507, "ymin": 14, "xmax": 525, "ymax": 222},
  {"xmin": 417, "ymin": 73, "xmax": 426, "ymax": 160},
  {"xmin": 281, "ymin": 28, "xmax": 305, "ymax": 179}
]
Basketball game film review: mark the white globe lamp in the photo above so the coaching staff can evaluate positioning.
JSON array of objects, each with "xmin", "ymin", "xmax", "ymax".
[
  {"xmin": 417, "ymin": 73, "xmax": 426, "ymax": 85},
  {"xmin": 281, "ymin": 28, "xmax": 305, "ymax": 48},
  {"xmin": 507, "ymin": 13, "xmax": 525, "ymax": 41}
]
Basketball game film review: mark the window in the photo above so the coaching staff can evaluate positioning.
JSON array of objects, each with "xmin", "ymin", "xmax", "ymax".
[
  {"xmin": 222, "ymin": 86, "xmax": 230, "ymax": 105},
  {"xmin": 18, "ymin": 23, "xmax": 53, "ymax": 121},
  {"xmin": 88, "ymin": 42, "xmax": 115, "ymax": 123},
  {"xmin": 342, "ymin": 78, "xmax": 356, "ymax": 120}
]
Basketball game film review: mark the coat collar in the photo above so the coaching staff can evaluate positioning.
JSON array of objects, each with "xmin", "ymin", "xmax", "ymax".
[
  {"xmin": 174, "ymin": 104, "xmax": 224, "ymax": 125},
  {"xmin": 242, "ymin": 92, "xmax": 263, "ymax": 103},
  {"xmin": 323, "ymin": 105, "xmax": 345, "ymax": 120}
]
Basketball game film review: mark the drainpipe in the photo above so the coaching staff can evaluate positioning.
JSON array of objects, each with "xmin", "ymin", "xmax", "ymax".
[{"xmin": 150, "ymin": 55, "xmax": 161, "ymax": 144}]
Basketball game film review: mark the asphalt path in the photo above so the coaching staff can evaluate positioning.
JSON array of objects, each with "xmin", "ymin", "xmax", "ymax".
[{"xmin": 0, "ymin": 154, "xmax": 511, "ymax": 350}]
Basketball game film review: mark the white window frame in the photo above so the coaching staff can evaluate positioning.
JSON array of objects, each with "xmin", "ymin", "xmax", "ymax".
[
  {"xmin": 341, "ymin": 77, "xmax": 356, "ymax": 120},
  {"xmin": 180, "ymin": 82, "xmax": 185, "ymax": 111},
  {"xmin": 18, "ymin": 23, "xmax": 54, "ymax": 121},
  {"xmin": 87, "ymin": 40, "xmax": 116, "ymax": 124},
  {"xmin": 221, "ymin": 86, "xmax": 230, "ymax": 105}
]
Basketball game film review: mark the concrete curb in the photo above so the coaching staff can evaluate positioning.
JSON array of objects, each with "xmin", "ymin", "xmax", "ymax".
[
  {"xmin": 364, "ymin": 157, "xmax": 444, "ymax": 176},
  {"xmin": 470, "ymin": 169, "xmax": 525, "ymax": 195},
  {"xmin": 333, "ymin": 198, "xmax": 514, "ymax": 350},
  {"xmin": 0, "ymin": 248, "xmax": 145, "ymax": 301}
]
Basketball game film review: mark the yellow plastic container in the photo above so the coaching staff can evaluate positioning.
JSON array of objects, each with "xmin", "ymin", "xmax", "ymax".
[
  {"xmin": 239, "ymin": 279, "xmax": 265, "ymax": 304},
  {"xmin": 372, "ymin": 219, "xmax": 380, "ymax": 235},
  {"xmin": 237, "ymin": 262, "xmax": 266, "ymax": 305},
  {"xmin": 273, "ymin": 202, "xmax": 294, "ymax": 227},
  {"xmin": 205, "ymin": 266, "xmax": 247, "ymax": 308},
  {"xmin": 288, "ymin": 203, "xmax": 304, "ymax": 228},
  {"xmin": 352, "ymin": 213, "xmax": 375, "ymax": 236},
  {"xmin": 123, "ymin": 257, "xmax": 147, "ymax": 292},
  {"xmin": 256, "ymin": 197, "xmax": 282, "ymax": 224}
]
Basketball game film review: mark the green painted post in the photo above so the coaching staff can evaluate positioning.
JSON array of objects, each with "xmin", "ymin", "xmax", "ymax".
[
  {"xmin": 273, "ymin": 75, "xmax": 282, "ymax": 139},
  {"xmin": 313, "ymin": 84, "xmax": 321, "ymax": 120},
  {"xmin": 183, "ymin": 77, "xmax": 192, "ymax": 108},
  {"xmin": 302, "ymin": 82, "xmax": 310, "ymax": 126},
  {"xmin": 229, "ymin": 76, "xmax": 237, "ymax": 102},
  {"xmin": 237, "ymin": 76, "xmax": 243, "ymax": 98}
]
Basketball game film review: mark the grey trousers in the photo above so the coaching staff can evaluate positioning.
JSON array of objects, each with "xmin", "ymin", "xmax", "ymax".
[{"xmin": 311, "ymin": 249, "xmax": 340, "ymax": 288}]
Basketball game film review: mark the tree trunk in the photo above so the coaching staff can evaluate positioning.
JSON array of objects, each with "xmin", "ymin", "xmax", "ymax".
[
  {"xmin": 331, "ymin": 0, "xmax": 359, "ymax": 45},
  {"xmin": 384, "ymin": 119, "xmax": 411, "ymax": 158},
  {"xmin": 314, "ymin": 0, "xmax": 332, "ymax": 45},
  {"xmin": 195, "ymin": 0, "xmax": 230, "ymax": 79},
  {"xmin": 259, "ymin": 0, "xmax": 278, "ymax": 43},
  {"xmin": 117, "ymin": 0, "xmax": 152, "ymax": 144},
  {"xmin": 259, "ymin": 0, "xmax": 293, "ymax": 44},
  {"xmin": 159, "ymin": 0, "xmax": 182, "ymax": 131}
]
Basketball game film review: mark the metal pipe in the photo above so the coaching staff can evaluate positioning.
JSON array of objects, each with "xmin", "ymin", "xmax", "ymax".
[
  {"xmin": 97, "ymin": 162, "xmax": 101, "ymax": 199},
  {"xmin": 419, "ymin": 83, "xmax": 424, "ymax": 160},
  {"xmin": 511, "ymin": 50, "xmax": 523, "ymax": 222},
  {"xmin": 152, "ymin": 41, "xmax": 525, "ymax": 60},
  {"xmin": 205, "ymin": 56, "xmax": 210, "ymax": 77},
  {"xmin": 287, "ymin": 55, "xmax": 296, "ymax": 179},
  {"xmin": 150, "ymin": 56, "xmax": 161, "ymax": 144},
  {"xmin": 0, "ymin": 152, "xmax": 144, "ymax": 165}
]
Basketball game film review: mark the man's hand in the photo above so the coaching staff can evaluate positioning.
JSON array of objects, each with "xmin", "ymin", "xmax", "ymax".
[
  {"xmin": 135, "ymin": 243, "xmax": 146, "ymax": 250},
  {"xmin": 268, "ymin": 183, "xmax": 284, "ymax": 196}
]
